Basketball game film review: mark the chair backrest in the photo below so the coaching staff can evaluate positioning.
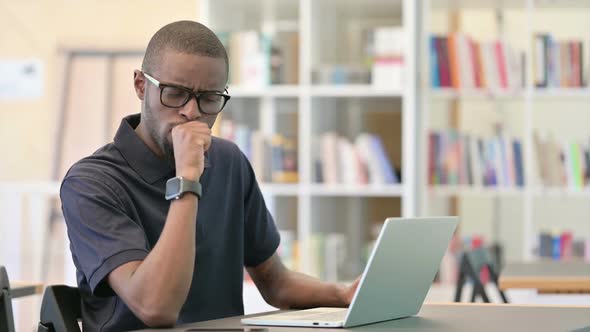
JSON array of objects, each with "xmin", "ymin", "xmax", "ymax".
[
  {"xmin": 38, "ymin": 285, "xmax": 82, "ymax": 332},
  {"xmin": 465, "ymin": 247, "xmax": 493, "ymax": 276},
  {"xmin": 0, "ymin": 266, "xmax": 16, "ymax": 332},
  {"xmin": 454, "ymin": 247, "xmax": 509, "ymax": 303}
]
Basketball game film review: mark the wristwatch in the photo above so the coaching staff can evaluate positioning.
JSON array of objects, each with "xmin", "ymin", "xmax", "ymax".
[{"xmin": 165, "ymin": 176, "xmax": 202, "ymax": 200}]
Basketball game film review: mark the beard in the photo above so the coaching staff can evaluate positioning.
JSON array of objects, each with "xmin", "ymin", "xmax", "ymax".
[{"xmin": 143, "ymin": 100, "xmax": 176, "ymax": 167}]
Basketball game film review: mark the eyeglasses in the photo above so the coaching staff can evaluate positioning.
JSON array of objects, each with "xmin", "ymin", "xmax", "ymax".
[{"xmin": 143, "ymin": 72, "xmax": 230, "ymax": 115}]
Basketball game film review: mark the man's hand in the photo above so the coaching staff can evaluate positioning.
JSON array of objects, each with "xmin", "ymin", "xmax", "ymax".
[
  {"xmin": 172, "ymin": 121, "xmax": 211, "ymax": 181},
  {"xmin": 248, "ymin": 253, "xmax": 364, "ymax": 309},
  {"xmin": 340, "ymin": 276, "xmax": 361, "ymax": 306}
]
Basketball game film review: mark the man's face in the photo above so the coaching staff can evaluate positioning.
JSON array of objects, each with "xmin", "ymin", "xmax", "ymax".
[{"xmin": 137, "ymin": 50, "xmax": 228, "ymax": 163}]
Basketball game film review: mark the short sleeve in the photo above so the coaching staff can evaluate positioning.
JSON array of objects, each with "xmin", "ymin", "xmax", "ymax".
[
  {"xmin": 241, "ymin": 153, "xmax": 281, "ymax": 267},
  {"xmin": 61, "ymin": 176, "xmax": 149, "ymax": 296}
]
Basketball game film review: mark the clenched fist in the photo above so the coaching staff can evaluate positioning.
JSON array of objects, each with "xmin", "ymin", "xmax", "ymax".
[{"xmin": 171, "ymin": 121, "xmax": 212, "ymax": 181}]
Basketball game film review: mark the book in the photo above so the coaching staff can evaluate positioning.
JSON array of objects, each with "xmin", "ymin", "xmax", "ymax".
[
  {"xmin": 533, "ymin": 34, "xmax": 586, "ymax": 88},
  {"xmin": 216, "ymin": 118, "xmax": 298, "ymax": 183},
  {"xmin": 222, "ymin": 30, "xmax": 300, "ymax": 86},
  {"xmin": 428, "ymin": 130, "xmax": 524, "ymax": 188},
  {"xmin": 430, "ymin": 36, "xmax": 440, "ymax": 87},
  {"xmin": 534, "ymin": 131, "xmax": 590, "ymax": 189},
  {"xmin": 371, "ymin": 26, "xmax": 405, "ymax": 89},
  {"xmin": 429, "ymin": 33, "xmax": 525, "ymax": 91}
]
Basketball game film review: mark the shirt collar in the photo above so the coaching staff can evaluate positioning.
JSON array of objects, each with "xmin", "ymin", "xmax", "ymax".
[{"xmin": 113, "ymin": 114, "xmax": 211, "ymax": 184}]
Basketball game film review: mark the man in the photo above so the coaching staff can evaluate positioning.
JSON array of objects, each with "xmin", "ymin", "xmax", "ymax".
[{"xmin": 61, "ymin": 20, "xmax": 359, "ymax": 331}]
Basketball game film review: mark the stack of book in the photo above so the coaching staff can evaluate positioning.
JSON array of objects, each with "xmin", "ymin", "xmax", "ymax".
[
  {"xmin": 369, "ymin": 26, "xmax": 405, "ymax": 89},
  {"xmin": 312, "ymin": 25, "xmax": 404, "ymax": 87},
  {"xmin": 534, "ymin": 132, "xmax": 590, "ymax": 189},
  {"xmin": 537, "ymin": 230, "xmax": 589, "ymax": 261},
  {"xmin": 428, "ymin": 130, "xmax": 525, "ymax": 188},
  {"xmin": 215, "ymin": 118, "xmax": 298, "ymax": 183},
  {"xmin": 429, "ymin": 33, "xmax": 524, "ymax": 91},
  {"xmin": 533, "ymin": 34, "xmax": 585, "ymax": 88},
  {"xmin": 217, "ymin": 30, "xmax": 299, "ymax": 86},
  {"xmin": 308, "ymin": 233, "xmax": 348, "ymax": 281},
  {"xmin": 315, "ymin": 132, "xmax": 399, "ymax": 185},
  {"xmin": 277, "ymin": 230, "xmax": 349, "ymax": 282},
  {"xmin": 312, "ymin": 64, "xmax": 370, "ymax": 85}
]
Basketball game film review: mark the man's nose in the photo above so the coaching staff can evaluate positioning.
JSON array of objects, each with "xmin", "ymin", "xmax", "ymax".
[{"xmin": 179, "ymin": 96, "xmax": 201, "ymax": 121}]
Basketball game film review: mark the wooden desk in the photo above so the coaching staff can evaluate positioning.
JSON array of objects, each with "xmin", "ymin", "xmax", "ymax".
[
  {"xmin": 133, "ymin": 303, "xmax": 590, "ymax": 332},
  {"xmin": 11, "ymin": 281, "xmax": 43, "ymax": 298},
  {"xmin": 499, "ymin": 261, "xmax": 590, "ymax": 294}
]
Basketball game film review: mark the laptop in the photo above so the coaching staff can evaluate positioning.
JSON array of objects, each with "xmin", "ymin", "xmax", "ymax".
[{"xmin": 241, "ymin": 216, "xmax": 459, "ymax": 328}]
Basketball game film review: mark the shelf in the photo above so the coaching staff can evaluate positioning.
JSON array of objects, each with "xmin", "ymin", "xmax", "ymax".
[
  {"xmin": 311, "ymin": 85, "xmax": 404, "ymax": 98},
  {"xmin": 429, "ymin": 186, "xmax": 590, "ymax": 198},
  {"xmin": 533, "ymin": 88, "xmax": 590, "ymax": 98},
  {"xmin": 532, "ymin": 187, "xmax": 590, "ymax": 198},
  {"xmin": 429, "ymin": 88, "xmax": 524, "ymax": 100},
  {"xmin": 534, "ymin": 0, "xmax": 590, "ymax": 9},
  {"xmin": 309, "ymin": 184, "xmax": 404, "ymax": 197},
  {"xmin": 259, "ymin": 183, "xmax": 300, "ymax": 196},
  {"xmin": 229, "ymin": 85, "xmax": 300, "ymax": 98},
  {"xmin": 313, "ymin": 0, "xmax": 403, "ymax": 18},
  {"xmin": 428, "ymin": 186, "xmax": 525, "ymax": 196},
  {"xmin": 430, "ymin": 0, "xmax": 528, "ymax": 10},
  {"xmin": 429, "ymin": 88, "xmax": 590, "ymax": 100},
  {"xmin": 259, "ymin": 183, "xmax": 405, "ymax": 197},
  {"xmin": 429, "ymin": 0, "xmax": 588, "ymax": 10},
  {"xmin": 228, "ymin": 85, "xmax": 408, "ymax": 98}
]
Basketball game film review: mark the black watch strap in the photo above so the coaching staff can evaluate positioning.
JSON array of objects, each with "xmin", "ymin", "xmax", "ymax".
[{"xmin": 165, "ymin": 176, "xmax": 202, "ymax": 200}]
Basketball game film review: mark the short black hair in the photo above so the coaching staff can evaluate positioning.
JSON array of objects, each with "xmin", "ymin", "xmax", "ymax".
[{"xmin": 142, "ymin": 20, "xmax": 228, "ymax": 75}]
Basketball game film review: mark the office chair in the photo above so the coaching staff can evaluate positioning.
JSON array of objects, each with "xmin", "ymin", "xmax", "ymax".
[
  {"xmin": 0, "ymin": 266, "xmax": 16, "ymax": 332},
  {"xmin": 38, "ymin": 285, "xmax": 82, "ymax": 332},
  {"xmin": 454, "ymin": 247, "xmax": 509, "ymax": 303}
]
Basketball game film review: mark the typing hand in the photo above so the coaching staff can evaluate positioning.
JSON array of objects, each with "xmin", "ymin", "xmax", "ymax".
[{"xmin": 342, "ymin": 276, "xmax": 361, "ymax": 306}]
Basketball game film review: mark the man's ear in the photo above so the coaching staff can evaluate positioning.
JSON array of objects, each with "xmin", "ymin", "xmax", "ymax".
[{"xmin": 133, "ymin": 70, "xmax": 146, "ymax": 100}]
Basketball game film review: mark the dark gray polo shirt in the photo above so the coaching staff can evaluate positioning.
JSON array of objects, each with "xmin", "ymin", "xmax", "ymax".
[{"xmin": 60, "ymin": 114, "xmax": 280, "ymax": 332}]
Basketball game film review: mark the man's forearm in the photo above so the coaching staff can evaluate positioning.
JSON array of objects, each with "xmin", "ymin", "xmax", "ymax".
[
  {"xmin": 274, "ymin": 270, "xmax": 348, "ymax": 309},
  {"xmin": 124, "ymin": 194, "xmax": 198, "ymax": 323}
]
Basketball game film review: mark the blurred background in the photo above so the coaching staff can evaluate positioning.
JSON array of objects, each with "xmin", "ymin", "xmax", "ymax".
[{"xmin": 1, "ymin": 0, "xmax": 589, "ymax": 330}]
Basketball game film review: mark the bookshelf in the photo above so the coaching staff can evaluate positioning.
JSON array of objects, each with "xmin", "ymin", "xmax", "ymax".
[
  {"xmin": 420, "ymin": 0, "xmax": 590, "ymax": 271},
  {"xmin": 200, "ymin": 0, "xmax": 417, "ymax": 281}
]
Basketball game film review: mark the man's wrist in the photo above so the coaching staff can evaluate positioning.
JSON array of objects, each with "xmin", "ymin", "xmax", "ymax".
[
  {"xmin": 176, "ymin": 170, "xmax": 201, "ymax": 182},
  {"xmin": 173, "ymin": 191, "xmax": 200, "ymax": 202},
  {"xmin": 336, "ymin": 283, "xmax": 349, "ymax": 307},
  {"xmin": 165, "ymin": 176, "xmax": 202, "ymax": 201}
]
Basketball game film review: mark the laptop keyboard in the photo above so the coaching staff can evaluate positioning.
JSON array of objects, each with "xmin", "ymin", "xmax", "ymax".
[
  {"xmin": 268, "ymin": 308, "xmax": 347, "ymax": 322},
  {"xmin": 302, "ymin": 309, "xmax": 347, "ymax": 321}
]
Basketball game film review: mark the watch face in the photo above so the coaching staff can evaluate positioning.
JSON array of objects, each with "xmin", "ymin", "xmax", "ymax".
[{"xmin": 165, "ymin": 177, "xmax": 182, "ymax": 198}]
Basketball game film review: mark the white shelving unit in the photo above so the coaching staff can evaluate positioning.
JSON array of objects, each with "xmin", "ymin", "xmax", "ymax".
[
  {"xmin": 200, "ymin": 0, "xmax": 418, "ymax": 278},
  {"xmin": 310, "ymin": 85, "xmax": 405, "ymax": 97},
  {"xmin": 230, "ymin": 85, "xmax": 300, "ymax": 98},
  {"xmin": 420, "ymin": 0, "xmax": 590, "ymax": 262}
]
